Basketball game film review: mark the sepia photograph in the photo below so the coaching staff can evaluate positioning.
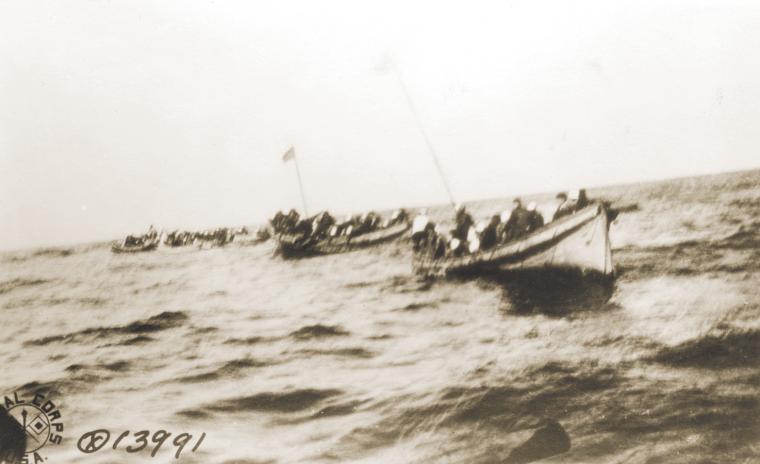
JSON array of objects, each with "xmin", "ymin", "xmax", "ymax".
[{"xmin": 1, "ymin": 1, "xmax": 759, "ymax": 463}]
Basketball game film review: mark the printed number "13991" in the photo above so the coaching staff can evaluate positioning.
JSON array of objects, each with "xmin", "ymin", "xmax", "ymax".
[{"xmin": 77, "ymin": 429, "xmax": 206, "ymax": 459}]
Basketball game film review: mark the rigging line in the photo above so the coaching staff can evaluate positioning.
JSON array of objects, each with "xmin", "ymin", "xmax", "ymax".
[{"xmin": 391, "ymin": 63, "xmax": 456, "ymax": 206}]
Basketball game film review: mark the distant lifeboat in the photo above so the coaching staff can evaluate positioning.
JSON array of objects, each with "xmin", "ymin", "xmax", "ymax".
[{"xmin": 275, "ymin": 220, "xmax": 411, "ymax": 259}]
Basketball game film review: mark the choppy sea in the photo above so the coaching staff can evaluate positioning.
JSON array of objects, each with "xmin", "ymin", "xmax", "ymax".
[{"xmin": 2, "ymin": 169, "xmax": 759, "ymax": 463}]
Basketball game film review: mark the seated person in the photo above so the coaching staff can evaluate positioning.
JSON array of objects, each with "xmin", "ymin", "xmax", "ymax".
[
  {"xmin": 451, "ymin": 204, "xmax": 474, "ymax": 242},
  {"xmin": 526, "ymin": 202, "xmax": 544, "ymax": 232},
  {"xmin": 506, "ymin": 198, "xmax": 531, "ymax": 239},
  {"xmin": 292, "ymin": 218, "xmax": 313, "ymax": 238},
  {"xmin": 412, "ymin": 209, "xmax": 433, "ymax": 252},
  {"xmin": 311, "ymin": 211, "xmax": 336, "ymax": 239},
  {"xmin": 467, "ymin": 225, "xmax": 482, "ymax": 254},
  {"xmin": 479, "ymin": 215, "xmax": 501, "ymax": 251},
  {"xmin": 386, "ymin": 208, "xmax": 409, "ymax": 227},
  {"xmin": 275, "ymin": 209, "xmax": 300, "ymax": 234},
  {"xmin": 564, "ymin": 189, "xmax": 590, "ymax": 213},
  {"xmin": 576, "ymin": 189, "xmax": 589, "ymax": 209},
  {"xmin": 449, "ymin": 237, "xmax": 468, "ymax": 256}
]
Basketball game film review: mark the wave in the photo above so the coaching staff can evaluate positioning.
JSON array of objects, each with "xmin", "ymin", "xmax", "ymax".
[
  {"xmin": 130, "ymin": 280, "xmax": 183, "ymax": 295},
  {"xmin": 504, "ymin": 419, "xmax": 571, "ymax": 464},
  {"xmin": 24, "ymin": 311, "xmax": 188, "ymax": 346},
  {"xmin": 327, "ymin": 362, "xmax": 618, "ymax": 461},
  {"xmin": 443, "ymin": 365, "xmax": 618, "ymax": 428},
  {"xmin": 32, "ymin": 247, "xmax": 75, "ymax": 258},
  {"xmin": 290, "ymin": 324, "xmax": 349, "ymax": 340},
  {"xmin": 311, "ymin": 399, "xmax": 365, "ymax": 419},
  {"xmin": 219, "ymin": 460, "xmax": 277, "ymax": 464},
  {"xmin": 191, "ymin": 326, "xmax": 219, "ymax": 334},
  {"xmin": 715, "ymin": 224, "xmax": 760, "ymax": 251},
  {"xmin": 2, "ymin": 247, "xmax": 78, "ymax": 263},
  {"xmin": 109, "ymin": 261, "xmax": 177, "ymax": 272},
  {"xmin": 651, "ymin": 329, "xmax": 760, "ymax": 369},
  {"xmin": 380, "ymin": 275, "xmax": 434, "ymax": 294},
  {"xmin": 12, "ymin": 370, "xmax": 114, "ymax": 398},
  {"xmin": 394, "ymin": 301, "xmax": 438, "ymax": 312},
  {"xmin": 224, "ymin": 336, "xmax": 266, "ymax": 345},
  {"xmin": 179, "ymin": 389, "xmax": 344, "ymax": 418},
  {"xmin": 615, "ymin": 226, "xmax": 759, "ymax": 278},
  {"xmin": 294, "ymin": 348, "xmax": 375, "ymax": 359},
  {"xmin": 343, "ymin": 280, "xmax": 378, "ymax": 289},
  {"xmin": 0, "ymin": 278, "xmax": 51, "ymax": 295},
  {"xmin": 174, "ymin": 358, "xmax": 267, "ymax": 384},
  {"xmin": 120, "ymin": 335, "xmax": 155, "ymax": 345},
  {"xmin": 65, "ymin": 360, "xmax": 131, "ymax": 374}
]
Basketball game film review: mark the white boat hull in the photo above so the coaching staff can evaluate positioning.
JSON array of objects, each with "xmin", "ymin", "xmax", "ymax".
[{"xmin": 413, "ymin": 203, "xmax": 614, "ymax": 277}]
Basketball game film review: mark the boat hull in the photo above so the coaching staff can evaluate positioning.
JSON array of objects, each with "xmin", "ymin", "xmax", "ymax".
[
  {"xmin": 111, "ymin": 240, "xmax": 159, "ymax": 254},
  {"xmin": 413, "ymin": 203, "xmax": 614, "ymax": 277},
  {"xmin": 276, "ymin": 221, "xmax": 411, "ymax": 258}
]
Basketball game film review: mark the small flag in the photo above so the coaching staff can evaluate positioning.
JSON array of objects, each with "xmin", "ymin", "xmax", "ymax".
[{"xmin": 282, "ymin": 146, "xmax": 295, "ymax": 162}]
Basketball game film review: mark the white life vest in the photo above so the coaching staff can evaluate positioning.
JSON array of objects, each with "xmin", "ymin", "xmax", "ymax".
[
  {"xmin": 468, "ymin": 237, "xmax": 481, "ymax": 254},
  {"xmin": 412, "ymin": 215, "xmax": 429, "ymax": 234}
]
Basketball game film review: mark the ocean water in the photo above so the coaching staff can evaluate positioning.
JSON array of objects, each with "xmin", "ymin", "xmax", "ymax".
[{"xmin": 1, "ymin": 169, "xmax": 759, "ymax": 464}]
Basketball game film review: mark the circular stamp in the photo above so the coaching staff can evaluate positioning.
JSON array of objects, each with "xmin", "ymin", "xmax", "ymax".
[
  {"xmin": 3, "ymin": 391, "xmax": 64, "ymax": 462},
  {"xmin": 7, "ymin": 403, "xmax": 51, "ymax": 453}
]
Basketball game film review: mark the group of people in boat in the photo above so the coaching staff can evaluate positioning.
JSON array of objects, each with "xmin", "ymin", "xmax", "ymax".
[
  {"xmin": 412, "ymin": 189, "xmax": 591, "ymax": 258},
  {"xmin": 121, "ymin": 225, "xmax": 159, "ymax": 247},
  {"xmin": 119, "ymin": 225, "xmax": 241, "ymax": 249},
  {"xmin": 116, "ymin": 189, "xmax": 592, "ymax": 255},
  {"xmin": 164, "ymin": 227, "xmax": 238, "ymax": 247},
  {"xmin": 270, "ymin": 208, "xmax": 409, "ymax": 242}
]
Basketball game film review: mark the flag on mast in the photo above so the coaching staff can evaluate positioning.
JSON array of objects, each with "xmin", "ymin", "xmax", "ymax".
[{"xmin": 282, "ymin": 146, "xmax": 295, "ymax": 162}]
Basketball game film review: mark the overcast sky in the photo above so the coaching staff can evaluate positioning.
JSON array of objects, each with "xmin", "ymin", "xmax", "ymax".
[{"xmin": 1, "ymin": 0, "xmax": 759, "ymax": 250}]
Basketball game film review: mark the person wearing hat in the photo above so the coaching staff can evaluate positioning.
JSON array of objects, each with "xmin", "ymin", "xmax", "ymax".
[{"xmin": 552, "ymin": 192, "xmax": 573, "ymax": 221}]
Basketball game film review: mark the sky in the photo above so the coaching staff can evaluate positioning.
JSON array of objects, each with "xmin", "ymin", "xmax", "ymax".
[{"xmin": 1, "ymin": 0, "xmax": 759, "ymax": 250}]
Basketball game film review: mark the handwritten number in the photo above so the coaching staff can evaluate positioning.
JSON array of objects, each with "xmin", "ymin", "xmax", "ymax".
[
  {"xmin": 126, "ymin": 430, "xmax": 150, "ymax": 453},
  {"xmin": 150, "ymin": 430, "xmax": 171, "ymax": 457},
  {"xmin": 113, "ymin": 430, "xmax": 130, "ymax": 450},
  {"xmin": 78, "ymin": 429, "xmax": 204, "ymax": 458},
  {"xmin": 192, "ymin": 432, "xmax": 206, "ymax": 452},
  {"xmin": 77, "ymin": 429, "xmax": 110, "ymax": 454},
  {"xmin": 173, "ymin": 433, "xmax": 192, "ymax": 459}
]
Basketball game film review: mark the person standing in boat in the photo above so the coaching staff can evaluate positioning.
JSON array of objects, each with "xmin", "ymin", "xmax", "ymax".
[{"xmin": 552, "ymin": 192, "xmax": 573, "ymax": 221}]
